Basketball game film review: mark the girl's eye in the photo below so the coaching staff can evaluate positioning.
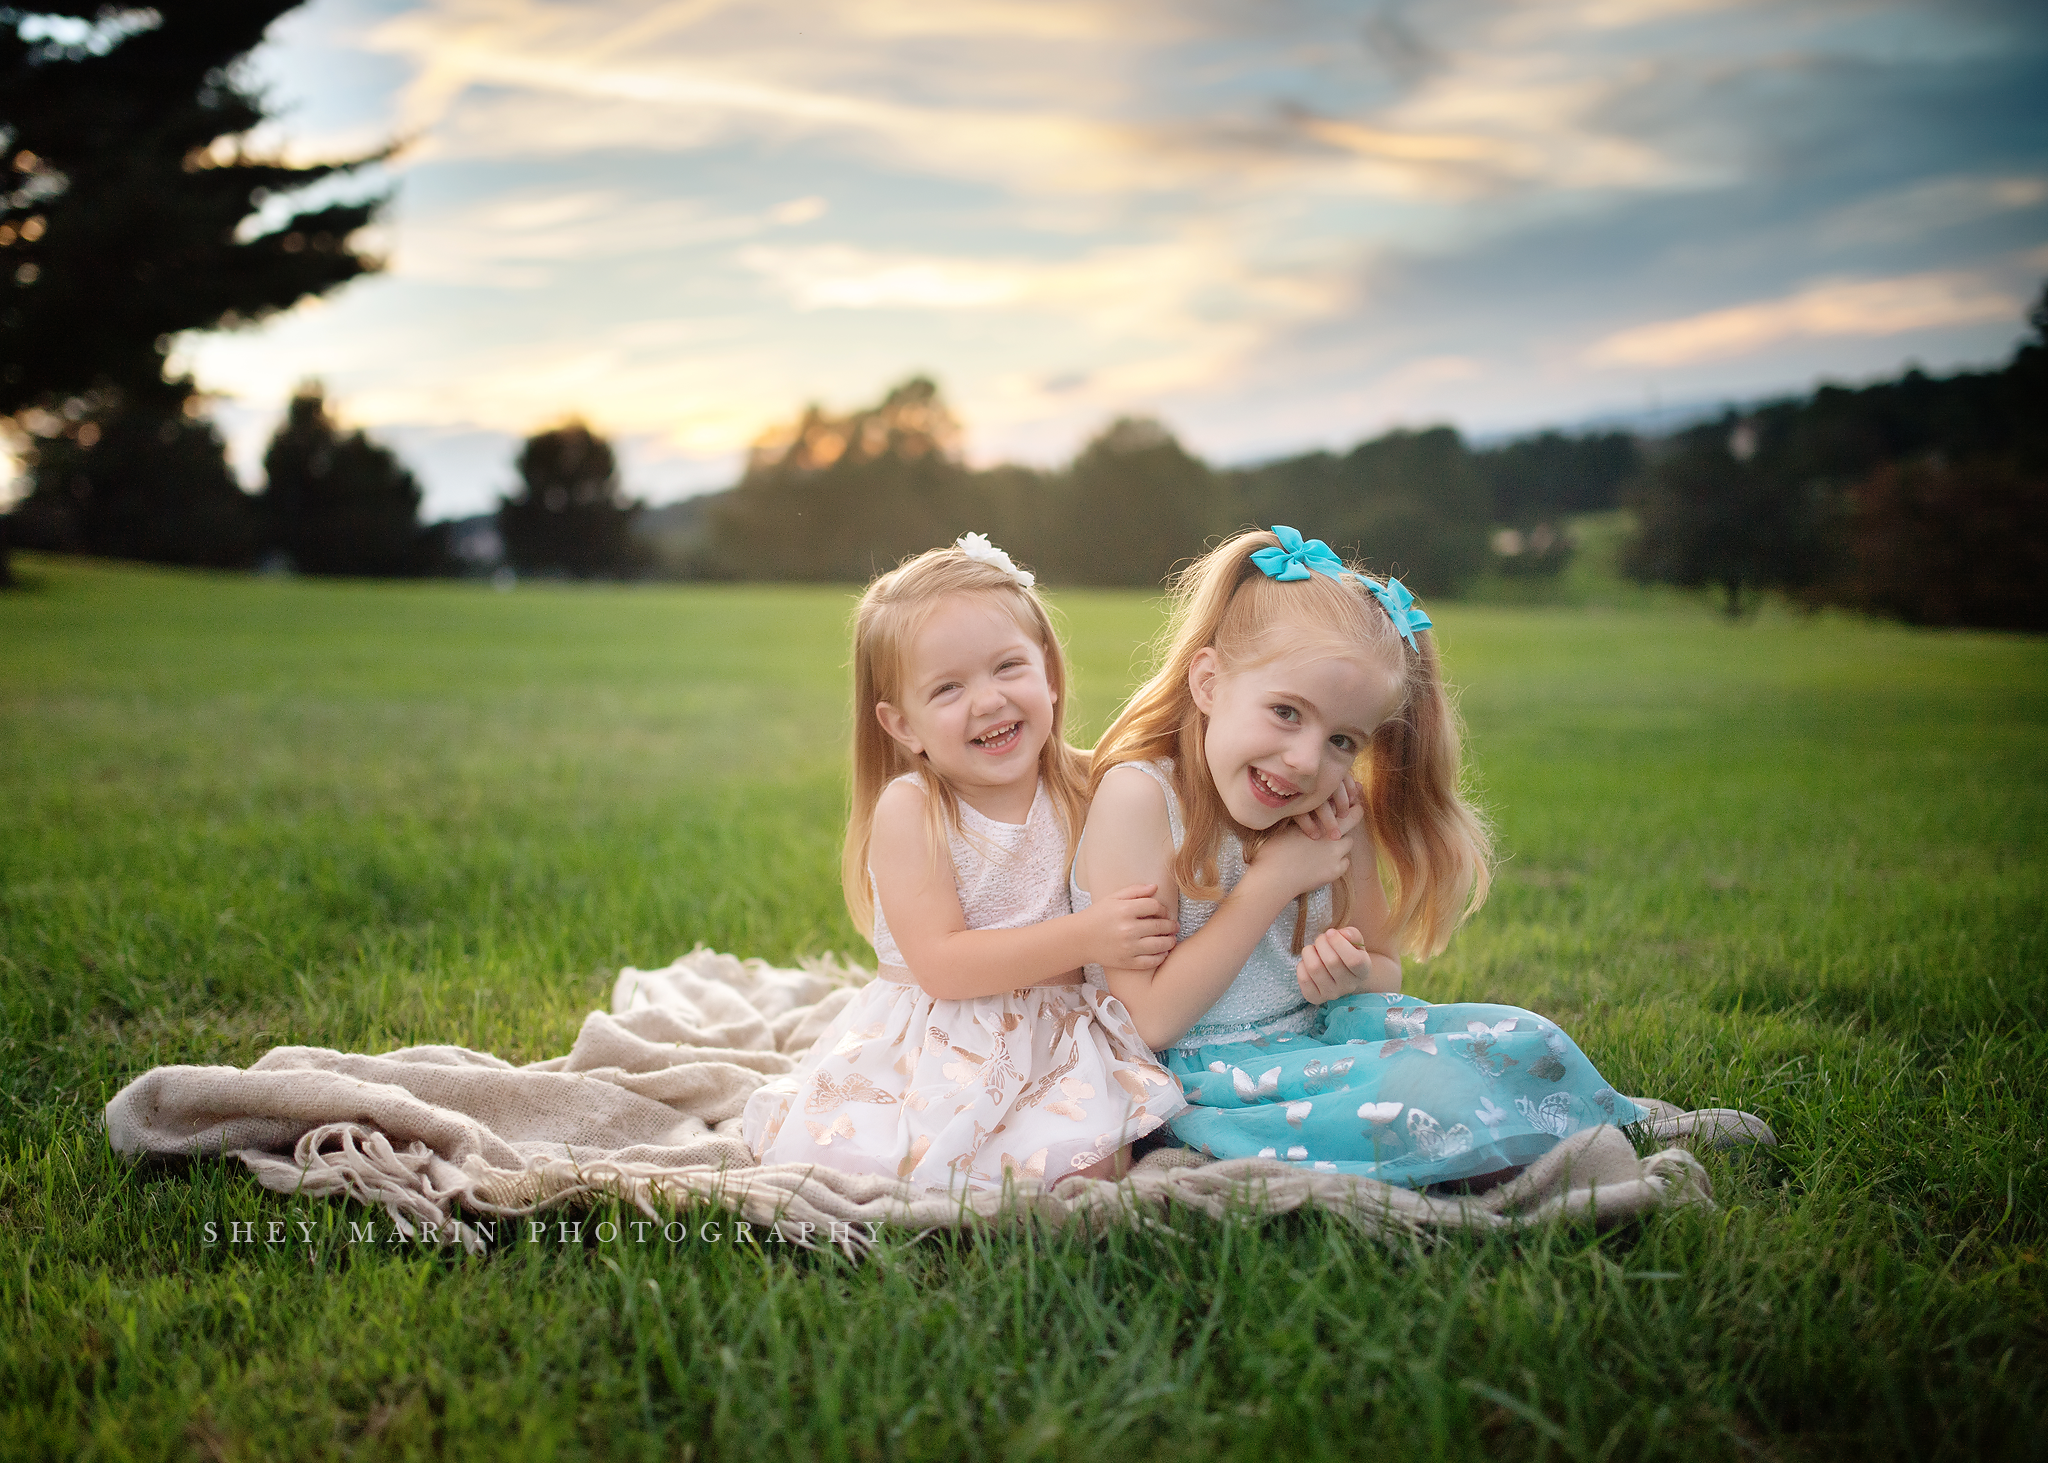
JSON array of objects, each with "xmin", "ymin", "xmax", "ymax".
[
  {"xmin": 1272, "ymin": 705, "xmax": 1300, "ymax": 723},
  {"xmin": 1330, "ymin": 734, "xmax": 1357, "ymax": 754}
]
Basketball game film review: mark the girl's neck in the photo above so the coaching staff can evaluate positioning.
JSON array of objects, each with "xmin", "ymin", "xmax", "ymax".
[{"xmin": 947, "ymin": 769, "xmax": 1039, "ymax": 825}]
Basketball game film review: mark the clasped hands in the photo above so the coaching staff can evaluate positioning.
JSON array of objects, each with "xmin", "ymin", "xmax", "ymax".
[
  {"xmin": 1268, "ymin": 773, "xmax": 1376, "ymax": 1004},
  {"xmin": 1096, "ymin": 775, "xmax": 1377, "ymax": 1001}
]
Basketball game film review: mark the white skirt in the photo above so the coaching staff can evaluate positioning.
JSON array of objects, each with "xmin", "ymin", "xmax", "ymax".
[{"xmin": 743, "ymin": 974, "xmax": 1185, "ymax": 1191}]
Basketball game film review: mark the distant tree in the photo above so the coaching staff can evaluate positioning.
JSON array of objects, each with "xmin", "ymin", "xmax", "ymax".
[
  {"xmin": 1622, "ymin": 413, "xmax": 1833, "ymax": 616},
  {"xmin": 1476, "ymin": 431, "xmax": 1642, "ymax": 525},
  {"xmin": 260, "ymin": 386, "xmax": 439, "ymax": 576},
  {"xmin": 1813, "ymin": 282, "xmax": 2047, "ymax": 628},
  {"xmin": 1473, "ymin": 429, "xmax": 1640, "ymax": 577},
  {"xmin": 498, "ymin": 422, "xmax": 643, "ymax": 577},
  {"xmin": 1, "ymin": 2, "xmax": 389, "ymax": 563},
  {"xmin": 1037, "ymin": 417, "xmax": 1228, "ymax": 588},
  {"xmin": 710, "ymin": 377, "xmax": 983, "ymax": 581},
  {"xmin": 1829, "ymin": 455, "xmax": 2046, "ymax": 629},
  {"xmin": 9, "ymin": 397, "xmax": 255, "ymax": 566},
  {"xmin": 1233, "ymin": 426, "xmax": 1492, "ymax": 596}
]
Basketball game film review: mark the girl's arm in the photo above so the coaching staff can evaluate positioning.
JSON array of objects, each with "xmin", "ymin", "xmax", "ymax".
[
  {"xmin": 1078, "ymin": 768, "xmax": 1361, "ymax": 1049},
  {"xmin": 869, "ymin": 778, "xmax": 1176, "ymax": 1001}
]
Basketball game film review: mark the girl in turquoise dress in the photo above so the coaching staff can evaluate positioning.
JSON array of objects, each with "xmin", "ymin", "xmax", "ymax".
[{"xmin": 1071, "ymin": 527, "xmax": 1643, "ymax": 1187}]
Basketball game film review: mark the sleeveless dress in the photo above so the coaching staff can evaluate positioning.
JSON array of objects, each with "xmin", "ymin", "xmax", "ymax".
[
  {"xmin": 1072, "ymin": 760, "xmax": 1644, "ymax": 1187},
  {"xmin": 743, "ymin": 774, "xmax": 1183, "ymax": 1191}
]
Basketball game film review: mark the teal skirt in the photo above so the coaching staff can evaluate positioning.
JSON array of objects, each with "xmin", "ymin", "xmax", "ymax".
[{"xmin": 1163, "ymin": 992, "xmax": 1644, "ymax": 1187}]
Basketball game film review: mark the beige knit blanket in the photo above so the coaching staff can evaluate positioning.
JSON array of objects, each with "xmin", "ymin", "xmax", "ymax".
[{"xmin": 103, "ymin": 949, "xmax": 1773, "ymax": 1253}]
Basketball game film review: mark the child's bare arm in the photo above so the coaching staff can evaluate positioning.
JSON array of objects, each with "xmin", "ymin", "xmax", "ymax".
[
  {"xmin": 1082, "ymin": 769, "xmax": 1360, "ymax": 1049},
  {"xmin": 870, "ymin": 779, "xmax": 1175, "ymax": 1000}
]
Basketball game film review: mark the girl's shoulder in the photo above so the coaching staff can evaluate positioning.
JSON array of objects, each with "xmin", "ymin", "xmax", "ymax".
[
  {"xmin": 1088, "ymin": 759, "xmax": 1182, "ymax": 847},
  {"xmin": 871, "ymin": 772, "xmax": 931, "ymax": 845},
  {"xmin": 875, "ymin": 770, "xmax": 927, "ymax": 811}
]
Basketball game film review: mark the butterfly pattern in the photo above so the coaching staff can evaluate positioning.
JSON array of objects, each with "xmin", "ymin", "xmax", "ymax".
[
  {"xmin": 1516, "ymin": 1092, "xmax": 1576, "ymax": 1137},
  {"xmin": 747, "ymin": 973, "xmax": 1182, "ymax": 1193},
  {"xmin": 1450, "ymin": 1019, "xmax": 1523, "ymax": 1078},
  {"xmin": 1384, "ymin": 1004, "xmax": 1431, "ymax": 1039},
  {"xmin": 1301, "ymin": 1057, "xmax": 1356, "ymax": 1093},
  {"xmin": 1406, "ymin": 1107, "xmax": 1474, "ymax": 1160},
  {"xmin": 1230, "ymin": 1065, "xmax": 1284, "ymax": 1101},
  {"xmin": 1527, "ymin": 1025, "xmax": 1570, "ymax": 1082},
  {"xmin": 1156, "ymin": 991, "xmax": 1642, "ymax": 1185},
  {"xmin": 1380, "ymin": 1033, "xmax": 1440, "ymax": 1059}
]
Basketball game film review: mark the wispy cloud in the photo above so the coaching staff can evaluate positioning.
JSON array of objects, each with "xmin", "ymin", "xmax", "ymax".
[{"xmin": 1587, "ymin": 268, "xmax": 2026, "ymax": 366}]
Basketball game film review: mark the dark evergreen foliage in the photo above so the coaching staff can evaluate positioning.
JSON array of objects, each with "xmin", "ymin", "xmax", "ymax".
[
  {"xmin": 0, "ymin": 1, "xmax": 388, "ymax": 566},
  {"xmin": 0, "ymin": 2, "xmax": 387, "ymax": 412},
  {"xmin": 498, "ymin": 422, "xmax": 644, "ymax": 577},
  {"xmin": 9, "ymin": 399, "xmax": 255, "ymax": 567},
  {"xmin": 260, "ymin": 386, "xmax": 440, "ymax": 576}
]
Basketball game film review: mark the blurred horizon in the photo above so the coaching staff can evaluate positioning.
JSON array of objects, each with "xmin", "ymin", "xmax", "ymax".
[{"xmin": 19, "ymin": 0, "xmax": 2048, "ymax": 518}]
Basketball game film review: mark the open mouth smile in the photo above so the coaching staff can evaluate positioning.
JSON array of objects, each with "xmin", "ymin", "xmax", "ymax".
[
  {"xmin": 970, "ymin": 721, "xmax": 1023, "ymax": 753},
  {"xmin": 1247, "ymin": 766, "xmax": 1301, "ymax": 808}
]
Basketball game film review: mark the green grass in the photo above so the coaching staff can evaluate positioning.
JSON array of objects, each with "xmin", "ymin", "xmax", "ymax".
[{"xmin": 3, "ymin": 554, "xmax": 2045, "ymax": 1461}]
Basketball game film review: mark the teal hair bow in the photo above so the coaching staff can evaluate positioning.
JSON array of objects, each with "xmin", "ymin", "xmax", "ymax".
[
  {"xmin": 1249, "ymin": 524, "xmax": 1346, "ymax": 582},
  {"xmin": 1250, "ymin": 524, "xmax": 1433, "ymax": 651},
  {"xmin": 1362, "ymin": 573, "xmax": 1432, "ymax": 652}
]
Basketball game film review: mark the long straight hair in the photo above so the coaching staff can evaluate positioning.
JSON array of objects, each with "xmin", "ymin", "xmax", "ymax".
[
  {"xmin": 842, "ymin": 545, "xmax": 1090, "ymax": 939},
  {"xmin": 1089, "ymin": 528, "xmax": 1492, "ymax": 957}
]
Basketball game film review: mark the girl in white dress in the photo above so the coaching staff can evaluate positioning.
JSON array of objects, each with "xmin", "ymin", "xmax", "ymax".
[{"xmin": 743, "ymin": 536, "xmax": 1185, "ymax": 1189}]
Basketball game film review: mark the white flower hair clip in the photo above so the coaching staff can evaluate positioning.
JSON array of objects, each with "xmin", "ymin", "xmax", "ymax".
[{"xmin": 955, "ymin": 532, "xmax": 1035, "ymax": 589}]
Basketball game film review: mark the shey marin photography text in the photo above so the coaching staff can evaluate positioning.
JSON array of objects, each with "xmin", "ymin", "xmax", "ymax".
[{"xmin": 201, "ymin": 1213, "xmax": 889, "ymax": 1250}]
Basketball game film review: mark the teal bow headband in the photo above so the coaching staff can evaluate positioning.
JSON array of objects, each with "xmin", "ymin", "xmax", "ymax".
[{"xmin": 1249, "ymin": 525, "xmax": 1433, "ymax": 652}]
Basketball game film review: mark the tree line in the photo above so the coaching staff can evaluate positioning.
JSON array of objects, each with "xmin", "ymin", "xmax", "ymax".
[{"xmin": 681, "ymin": 377, "xmax": 1631, "ymax": 597}]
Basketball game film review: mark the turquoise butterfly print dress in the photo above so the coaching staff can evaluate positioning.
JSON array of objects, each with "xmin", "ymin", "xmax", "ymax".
[{"xmin": 1073, "ymin": 762, "xmax": 1643, "ymax": 1186}]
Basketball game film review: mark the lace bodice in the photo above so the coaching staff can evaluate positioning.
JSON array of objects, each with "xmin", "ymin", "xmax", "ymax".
[
  {"xmin": 870, "ymin": 774, "xmax": 1071, "ymax": 969},
  {"xmin": 1070, "ymin": 759, "xmax": 1331, "ymax": 1051}
]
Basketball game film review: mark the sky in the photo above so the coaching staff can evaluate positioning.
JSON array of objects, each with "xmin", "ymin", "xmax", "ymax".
[{"xmin": 91, "ymin": 0, "xmax": 2048, "ymax": 516}]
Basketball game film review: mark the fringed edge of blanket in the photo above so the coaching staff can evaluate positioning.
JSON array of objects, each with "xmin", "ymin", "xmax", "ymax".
[{"xmin": 234, "ymin": 1121, "xmax": 1714, "ymax": 1256}]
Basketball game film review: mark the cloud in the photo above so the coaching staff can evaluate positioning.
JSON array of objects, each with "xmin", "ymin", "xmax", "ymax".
[
  {"xmin": 1586, "ymin": 268, "xmax": 2026, "ymax": 367},
  {"xmin": 361, "ymin": 0, "xmax": 1766, "ymax": 203},
  {"xmin": 391, "ymin": 189, "xmax": 823, "ymax": 287}
]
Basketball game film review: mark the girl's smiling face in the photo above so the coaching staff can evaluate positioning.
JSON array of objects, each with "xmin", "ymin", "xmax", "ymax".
[
  {"xmin": 1190, "ymin": 640, "xmax": 1403, "ymax": 830},
  {"xmin": 874, "ymin": 593, "xmax": 1056, "ymax": 810}
]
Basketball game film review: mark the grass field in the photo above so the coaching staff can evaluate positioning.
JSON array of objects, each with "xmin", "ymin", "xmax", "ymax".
[{"xmin": 3, "ymin": 554, "xmax": 2045, "ymax": 1461}]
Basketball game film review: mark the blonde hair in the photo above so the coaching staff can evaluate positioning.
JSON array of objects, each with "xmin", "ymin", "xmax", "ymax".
[
  {"xmin": 842, "ymin": 544, "xmax": 1090, "ymax": 938},
  {"xmin": 1089, "ymin": 528, "xmax": 1492, "ymax": 957}
]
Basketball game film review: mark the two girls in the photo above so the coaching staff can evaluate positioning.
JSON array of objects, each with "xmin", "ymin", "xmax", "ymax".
[{"xmin": 749, "ymin": 527, "xmax": 1638, "ymax": 1191}]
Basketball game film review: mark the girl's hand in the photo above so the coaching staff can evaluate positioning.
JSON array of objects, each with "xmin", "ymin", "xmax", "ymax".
[
  {"xmin": 1087, "ymin": 884, "xmax": 1178, "ymax": 971},
  {"xmin": 1293, "ymin": 774, "xmax": 1362, "ymax": 841},
  {"xmin": 1296, "ymin": 926, "xmax": 1376, "ymax": 1004},
  {"xmin": 1249, "ymin": 802, "xmax": 1364, "ymax": 900}
]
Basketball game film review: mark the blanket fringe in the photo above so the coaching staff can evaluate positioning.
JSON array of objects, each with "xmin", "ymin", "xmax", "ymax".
[{"xmin": 236, "ymin": 1121, "xmax": 1715, "ymax": 1256}]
